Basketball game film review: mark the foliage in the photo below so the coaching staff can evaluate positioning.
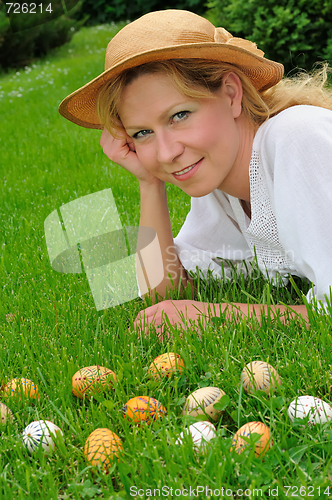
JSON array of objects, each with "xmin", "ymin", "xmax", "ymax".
[
  {"xmin": 206, "ymin": 0, "xmax": 332, "ymax": 73},
  {"xmin": 75, "ymin": 0, "xmax": 206, "ymax": 25},
  {"xmin": 0, "ymin": 0, "xmax": 88, "ymax": 71}
]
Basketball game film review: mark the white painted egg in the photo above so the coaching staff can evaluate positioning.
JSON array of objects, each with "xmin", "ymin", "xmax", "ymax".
[
  {"xmin": 23, "ymin": 420, "xmax": 63, "ymax": 454},
  {"xmin": 288, "ymin": 396, "xmax": 332, "ymax": 426},
  {"xmin": 175, "ymin": 421, "xmax": 217, "ymax": 452},
  {"xmin": 182, "ymin": 387, "xmax": 226, "ymax": 421}
]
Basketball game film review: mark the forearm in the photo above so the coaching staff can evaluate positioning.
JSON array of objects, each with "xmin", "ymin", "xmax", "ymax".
[
  {"xmin": 136, "ymin": 181, "xmax": 192, "ymax": 301},
  {"xmin": 202, "ymin": 302, "xmax": 309, "ymax": 324}
]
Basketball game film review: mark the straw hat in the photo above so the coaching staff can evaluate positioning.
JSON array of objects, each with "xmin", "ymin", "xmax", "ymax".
[{"xmin": 59, "ymin": 9, "xmax": 284, "ymax": 129}]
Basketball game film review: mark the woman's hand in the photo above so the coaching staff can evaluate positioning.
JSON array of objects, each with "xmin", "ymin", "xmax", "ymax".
[
  {"xmin": 100, "ymin": 128, "xmax": 161, "ymax": 185},
  {"xmin": 132, "ymin": 299, "xmax": 210, "ymax": 339}
]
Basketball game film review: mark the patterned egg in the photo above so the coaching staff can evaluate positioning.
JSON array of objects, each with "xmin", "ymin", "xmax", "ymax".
[
  {"xmin": 182, "ymin": 387, "xmax": 226, "ymax": 421},
  {"xmin": 123, "ymin": 396, "xmax": 166, "ymax": 424},
  {"xmin": 148, "ymin": 352, "xmax": 185, "ymax": 379},
  {"xmin": 23, "ymin": 420, "xmax": 63, "ymax": 454},
  {"xmin": 72, "ymin": 366, "xmax": 116, "ymax": 399},
  {"xmin": 288, "ymin": 395, "xmax": 332, "ymax": 426},
  {"xmin": 241, "ymin": 361, "xmax": 281, "ymax": 394},
  {"xmin": 231, "ymin": 421, "xmax": 272, "ymax": 457},
  {"xmin": 0, "ymin": 402, "xmax": 13, "ymax": 424},
  {"xmin": 84, "ymin": 428, "xmax": 123, "ymax": 470},
  {"xmin": 3, "ymin": 378, "xmax": 40, "ymax": 400},
  {"xmin": 175, "ymin": 421, "xmax": 217, "ymax": 452}
]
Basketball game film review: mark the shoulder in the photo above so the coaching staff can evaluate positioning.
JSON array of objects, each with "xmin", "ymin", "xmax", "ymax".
[{"xmin": 254, "ymin": 105, "xmax": 332, "ymax": 152}]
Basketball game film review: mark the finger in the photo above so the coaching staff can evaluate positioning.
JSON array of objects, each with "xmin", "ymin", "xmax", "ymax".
[
  {"xmin": 100, "ymin": 128, "xmax": 113, "ymax": 148},
  {"xmin": 128, "ymin": 140, "xmax": 136, "ymax": 152},
  {"xmin": 133, "ymin": 315, "xmax": 150, "ymax": 333}
]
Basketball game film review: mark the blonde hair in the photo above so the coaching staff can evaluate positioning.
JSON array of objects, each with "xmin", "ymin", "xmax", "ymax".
[{"xmin": 96, "ymin": 59, "xmax": 332, "ymax": 136}]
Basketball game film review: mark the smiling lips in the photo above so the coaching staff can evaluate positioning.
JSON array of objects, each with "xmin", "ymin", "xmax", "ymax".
[{"xmin": 173, "ymin": 159, "xmax": 202, "ymax": 176}]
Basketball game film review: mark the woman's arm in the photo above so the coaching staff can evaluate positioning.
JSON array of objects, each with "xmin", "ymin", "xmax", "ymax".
[
  {"xmin": 99, "ymin": 129, "xmax": 195, "ymax": 301},
  {"xmin": 137, "ymin": 180, "xmax": 195, "ymax": 302},
  {"xmin": 132, "ymin": 299, "xmax": 309, "ymax": 336},
  {"xmin": 214, "ymin": 302, "xmax": 309, "ymax": 324}
]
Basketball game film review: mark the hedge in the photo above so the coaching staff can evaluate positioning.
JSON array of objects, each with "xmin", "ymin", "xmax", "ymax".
[
  {"xmin": 0, "ymin": 0, "xmax": 87, "ymax": 71},
  {"xmin": 205, "ymin": 0, "xmax": 332, "ymax": 73}
]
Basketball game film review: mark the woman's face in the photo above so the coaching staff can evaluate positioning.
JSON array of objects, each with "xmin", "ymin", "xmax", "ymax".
[{"xmin": 118, "ymin": 71, "xmax": 251, "ymax": 199}]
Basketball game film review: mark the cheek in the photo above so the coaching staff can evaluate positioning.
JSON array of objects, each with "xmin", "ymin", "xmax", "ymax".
[
  {"xmin": 189, "ymin": 121, "xmax": 226, "ymax": 151},
  {"xmin": 190, "ymin": 110, "xmax": 233, "ymax": 148}
]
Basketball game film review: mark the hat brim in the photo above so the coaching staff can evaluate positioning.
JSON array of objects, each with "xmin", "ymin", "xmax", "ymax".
[{"xmin": 59, "ymin": 42, "xmax": 284, "ymax": 129}]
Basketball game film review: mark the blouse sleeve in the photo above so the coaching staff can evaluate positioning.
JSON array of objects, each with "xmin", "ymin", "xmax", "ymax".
[
  {"xmin": 260, "ymin": 105, "xmax": 332, "ymax": 310},
  {"xmin": 173, "ymin": 189, "xmax": 253, "ymax": 281}
]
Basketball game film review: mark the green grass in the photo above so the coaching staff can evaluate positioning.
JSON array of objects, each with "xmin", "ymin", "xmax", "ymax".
[{"xmin": 1, "ymin": 22, "xmax": 332, "ymax": 500}]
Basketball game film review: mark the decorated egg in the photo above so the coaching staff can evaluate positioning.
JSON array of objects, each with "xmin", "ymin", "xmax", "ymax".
[
  {"xmin": 23, "ymin": 420, "xmax": 63, "ymax": 454},
  {"xmin": 182, "ymin": 387, "xmax": 226, "ymax": 421},
  {"xmin": 175, "ymin": 421, "xmax": 217, "ymax": 452},
  {"xmin": 123, "ymin": 396, "xmax": 166, "ymax": 423},
  {"xmin": 241, "ymin": 361, "xmax": 281, "ymax": 394},
  {"xmin": 3, "ymin": 378, "xmax": 40, "ymax": 400},
  {"xmin": 84, "ymin": 428, "xmax": 123, "ymax": 470},
  {"xmin": 148, "ymin": 352, "xmax": 185, "ymax": 379},
  {"xmin": 231, "ymin": 421, "xmax": 272, "ymax": 457},
  {"xmin": 72, "ymin": 366, "xmax": 116, "ymax": 399},
  {"xmin": 0, "ymin": 402, "xmax": 13, "ymax": 424},
  {"xmin": 288, "ymin": 395, "xmax": 332, "ymax": 426}
]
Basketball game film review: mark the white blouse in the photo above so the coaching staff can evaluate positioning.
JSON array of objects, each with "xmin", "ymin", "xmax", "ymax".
[{"xmin": 173, "ymin": 105, "xmax": 332, "ymax": 309}]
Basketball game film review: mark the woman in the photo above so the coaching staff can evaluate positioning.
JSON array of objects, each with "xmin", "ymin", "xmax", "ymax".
[{"xmin": 59, "ymin": 10, "xmax": 332, "ymax": 335}]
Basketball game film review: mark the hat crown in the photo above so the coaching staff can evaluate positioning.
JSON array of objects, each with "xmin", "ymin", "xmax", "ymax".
[{"xmin": 105, "ymin": 10, "xmax": 216, "ymax": 70}]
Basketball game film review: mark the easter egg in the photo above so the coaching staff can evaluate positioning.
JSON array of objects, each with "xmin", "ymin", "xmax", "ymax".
[
  {"xmin": 182, "ymin": 387, "xmax": 226, "ymax": 422},
  {"xmin": 123, "ymin": 396, "xmax": 166, "ymax": 424},
  {"xmin": 288, "ymin": 395, "xmax": 332, "ymax": 426},
  {"xmin": 84, "ymin": 428, "xmax": 123, "ymax": 470},
  {"xmin": 72, "ymin": 366, "xmax": 116, "ymax": 399},
  {"xmin": 23, "ymin": 420, "xmax": 63, "ymax": 454},
  {"xmin": 231, "ymin": 421, "xmax": 272, "ymax": 457},
  {"xmin": 3, "ymin": 378, "xmax": 40, "ymax": 400},
  {"xmin": 148, "ymin": 352, "xmax": 185, "ymax": 379},
  {"xmin": 0, "ymin": 402, "xmax": 13, "ymax": 424},
  {"xmin": 175, "ymin": 421, "xmax": 217, "ymax": 452},
  {"xmin": 241, "ymin": 361, "xmax": 281, "ymax": 394}
]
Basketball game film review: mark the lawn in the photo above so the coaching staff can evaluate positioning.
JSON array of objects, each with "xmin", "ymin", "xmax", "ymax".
[{"xmin": 1, "ymin": 22, "xmax": 332, "ymax": 500}]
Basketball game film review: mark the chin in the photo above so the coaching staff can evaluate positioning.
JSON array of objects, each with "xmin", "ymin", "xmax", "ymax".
[{"xmin": 184, "ymin": 184, "xmax": 217, "ymax": 198}]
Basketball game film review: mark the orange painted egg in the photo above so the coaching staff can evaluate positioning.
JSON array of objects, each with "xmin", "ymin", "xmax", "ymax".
[
  {"xmin": 84, "ymin": 428, "xmax": 123, "ymax": 470},
  {"xmin": 241, "ymin": 361, "xmax": 281, "ymax": 394},
  {"xmin": 72, "ymin": 366, "xmax": 116, "ymax": 399},
  {"xmin": 3, "ymin": 378, "xmax": 40, "ymax": 400},
  {"xmin": 148, "ymin": 352, "xmax": 185, "ymax": 379},
  {"xmin": 182, "ymin": 387, "xmax": 226, "ymax": 421},
  {"xmin": 123, "ymin": 396, "xmax": 166, "ymax": 424},
  {"xmin": 0, "ymin": 402, "xmax": 13, "ymax": 424},
  {"xmin": 231, "ymin": 421, "xmax": 272, "ymax": 457}
]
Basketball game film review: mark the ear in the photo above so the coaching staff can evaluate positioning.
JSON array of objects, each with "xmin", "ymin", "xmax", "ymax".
[{"xmin": 223, "ymin": 72, "xmax": 243, "ymax": 119}]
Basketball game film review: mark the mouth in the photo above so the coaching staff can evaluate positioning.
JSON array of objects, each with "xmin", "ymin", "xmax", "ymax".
[{"xmin": 173, "ymin": 159, "xmax": 203, "ymax": 176}]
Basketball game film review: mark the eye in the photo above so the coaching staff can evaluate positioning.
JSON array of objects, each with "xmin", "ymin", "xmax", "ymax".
[
  {"xmin": 132, "ymin": 129, "xmax": 152, "ymax": 139},
  {"xmin": 171, "ymin": 111, "xmax": 190, "ymax": 123}
]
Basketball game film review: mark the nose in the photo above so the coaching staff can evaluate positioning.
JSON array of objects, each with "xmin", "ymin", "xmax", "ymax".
[{"xmin": 156, "ymin": 130, "xmax": 184, "ymax": 164}]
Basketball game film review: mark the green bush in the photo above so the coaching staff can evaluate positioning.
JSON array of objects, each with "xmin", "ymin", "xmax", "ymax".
[
  {"xmin": 76, "ymin": 0, "xmax": 206, "ymax": 25},
  {"xmin": 206, "ymin": 0, "xmax": 332, "ymax": 73},
  {"xmin": 0, "ymin": 0, "xmax": 87, "ymax": 71}
]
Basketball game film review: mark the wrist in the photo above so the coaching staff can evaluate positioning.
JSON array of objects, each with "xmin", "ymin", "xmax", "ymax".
[{"xmin": 139, "ymin": 178, "xmax": 165, "ymax": 193}]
